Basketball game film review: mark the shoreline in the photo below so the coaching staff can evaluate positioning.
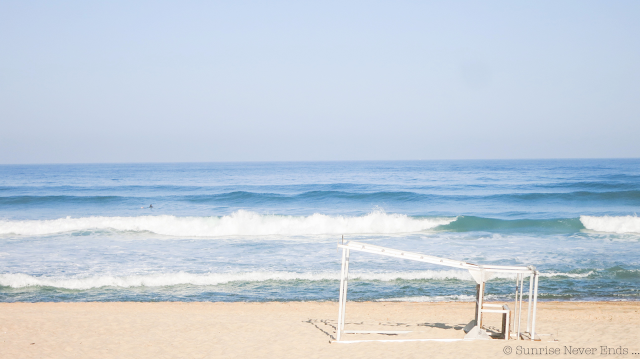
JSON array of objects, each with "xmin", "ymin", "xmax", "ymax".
[
  {"xmin": 2, "ymin": 299, "xmax": 639, "ymax": 303},
  {"xmin": 1, "ymin": 301, "xmax": 638, "ymax": 358}
]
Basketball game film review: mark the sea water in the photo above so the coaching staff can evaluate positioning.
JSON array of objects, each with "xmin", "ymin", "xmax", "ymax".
[{"xmin": 0, "ymin": 160, "xmax": 638, "ymax": 302}]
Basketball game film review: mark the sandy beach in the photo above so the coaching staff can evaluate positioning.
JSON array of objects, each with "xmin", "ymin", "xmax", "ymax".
[{"xmin": 1, "ymin": 301, "xmax": 638, "ymax": 358}]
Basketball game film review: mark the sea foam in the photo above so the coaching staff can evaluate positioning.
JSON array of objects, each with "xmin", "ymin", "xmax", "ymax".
[
  {"xmin": 580, "ymin": 215, "xmax": 640, "ymax": 234},
  {"xmin": 0, "ymin": 270, "xmax": 588, "ymax": 290},
  {"xmin": 0, "ymin": 270, "xmax": 473, "ymax": 289},
  {"xmin": 0, "ymin": 210, "xmax": 455, "ymax": 237}
]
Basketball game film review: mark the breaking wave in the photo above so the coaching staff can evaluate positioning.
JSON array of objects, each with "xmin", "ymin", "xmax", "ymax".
[
  {"xmin": 0, "ymin": 270, "xmax": 607, "ymax": 290},
  {"xmin": 0, "ymin": 210, "xmax": 454, "ymax": 237},
  {"xmin": 580, "ymin": 215, "xmax": 640, "ymax": 234},
  {"xmin": 0, "ymin": 271, "xmax": 473, "ymax": 289},
  {"xmin": 4, "ymin": 212, "xmax": 640, "ymax": 237}
]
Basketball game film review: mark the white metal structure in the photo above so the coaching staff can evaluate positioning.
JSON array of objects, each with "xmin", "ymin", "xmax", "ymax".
[{"xmin": 335, "ymin": 239, "xmax": 540, "ymax": 343}]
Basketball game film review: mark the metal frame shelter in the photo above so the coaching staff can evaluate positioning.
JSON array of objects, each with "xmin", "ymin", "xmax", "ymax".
[{"xmin": 335, "ymin": 239, "xmax": 540, "ymax": 343}]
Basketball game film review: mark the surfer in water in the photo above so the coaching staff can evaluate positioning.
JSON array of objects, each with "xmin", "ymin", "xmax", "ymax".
[{"xmin": 141, "ymin": 204, "xmax": 153, "ymax": 209}]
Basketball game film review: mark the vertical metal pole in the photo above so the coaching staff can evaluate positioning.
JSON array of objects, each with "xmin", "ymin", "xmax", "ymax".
[
  {"xmin": 476, "ymin": 280, "xmax": 485, "ymax": 328},
  {"xmin": 474, "ymin": 284, "xmax": 480, "ymax": 324},
  {"xmin": 531, "ymin": 272, "xmax": 539, "ymax": 341},
  {"xmin": 336, "ymin": 246, "xmax": 347, "ymax": 341},
  {"xmin": 513, "ymin": 274, "xmax": 519, "ymax": 339},
  {"xmin": 517, "ymin": 274, "xmax": 524, "ymax": 339},
  {"xmin": 504, "ymin": 310, "xmax": 510, "ymax": 341},
  {"xmin": 526, "ymin": 274, "xmax": 534, "ymax": 333},
  {"xmin": 341, "ymin": 249, "xmax": 350, "ymax": 332}
]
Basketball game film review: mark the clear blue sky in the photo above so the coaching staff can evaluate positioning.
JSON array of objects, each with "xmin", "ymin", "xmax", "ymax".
[{"xmin": 1, "ymin": 1, "xmax": 639, "ymax": 163}]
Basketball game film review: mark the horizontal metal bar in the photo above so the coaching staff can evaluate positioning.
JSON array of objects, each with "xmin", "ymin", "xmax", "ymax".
[
  {"xmin": 338, "ymin": 241, "xmax": 477, "ymax": 270},
  {"xmin": 343, "ymin": 330, "xmax": 412, "ymax": 334},
  {"xmin": 339, "ymin": 241, "xmax": 536, "ymax": 274},
  {"xmin": 332, "ymin": 338, "xmax": 466, "ymax": 344}
]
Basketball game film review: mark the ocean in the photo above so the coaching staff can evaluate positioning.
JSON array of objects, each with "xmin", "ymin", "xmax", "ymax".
[{"xmin": 0, "ymin": 159, "xmax": 638, "ymax": 302}]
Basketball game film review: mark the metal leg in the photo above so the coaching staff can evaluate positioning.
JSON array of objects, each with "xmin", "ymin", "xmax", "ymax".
[
  {"xmin": 474, "ymin": 284, "xmax": 480, "ymax": 324},
  {"xmin": 517, "ymin": 274, "xmax": 524, "ymax": 339},
  {"xmin": 341, "ymin": 249, "xmax": 350, "ymax": 332},
  {"xmin": 336, "ymin": 247, "xmax": 347, "ymax": 341},
  {"xmin": 505, "ymin": 310, "xmax": 510, "ymax": 340},
  {"xmin": 476, "ymin": 281, "xmax": 485, "ymax": 328},
  {"xmin": 531, "ymin": 272, "xmax": 539, "ymax": 341},
  {"xmin": 513, "ymin": 274, "xmax": 519, "ymax": 339},
  {"xmin": 526, "ymin": 274, "xmax": 533, "ymax": 333}
]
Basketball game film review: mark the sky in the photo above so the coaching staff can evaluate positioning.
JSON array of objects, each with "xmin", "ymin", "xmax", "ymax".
[{"xmin": 1, "ymin": 1, "xmax": 639, "ymax": 164}]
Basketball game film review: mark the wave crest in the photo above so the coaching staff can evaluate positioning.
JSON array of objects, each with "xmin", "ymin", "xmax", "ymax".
[
  {"xmin": 0, "ymin": 271, "xmax": 473, "ymax": 289},
  {"xmin": 0, "ymin": 210, "xmax": 455, "ymax": 237},
  {"xmin": 580, "ymin": 215, "xmax": 640, "ymax": 234},
  {"xmin": 0, "ymin": 270, "xmax": 602, "ymax": 290}
]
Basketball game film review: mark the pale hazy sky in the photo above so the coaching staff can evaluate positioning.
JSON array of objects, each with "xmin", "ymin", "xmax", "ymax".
[{"xmin": 1, "ymin": 1, "xmax": 639, "ymax": 164}]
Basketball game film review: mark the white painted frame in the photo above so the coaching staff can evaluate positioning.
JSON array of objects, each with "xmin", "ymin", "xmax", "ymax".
[{"xmin": 334, "ymin": 240, "xmax": 540, "ymax": 343}]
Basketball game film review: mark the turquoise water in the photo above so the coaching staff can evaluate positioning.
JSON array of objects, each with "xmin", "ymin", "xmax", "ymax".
[{"xmin": 0, "ymin": 159, "xmax": 639, "ymax": 302}]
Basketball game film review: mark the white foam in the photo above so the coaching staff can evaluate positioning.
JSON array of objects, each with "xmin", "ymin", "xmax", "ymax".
[
  {"xmin": 539, "ymin": 271, "xmax": 594, "ymax": 278},
  {"xmin": 0, "ymin": 269, "xmax": 590, "ymax": 290},
  {"xmin": 0, "ymin": 210, "xmax": 455, "ymax": 237},
  {"xmin": 580, "ymin": 215, "xmax": 640, "ymax": 234},
  {"xmin": 0, "ymin": 270, "xmax": 476, "ymax": 290},
  {"xmin": 0, "ymin": 270, "xmax": 592, "ymax": 292}
]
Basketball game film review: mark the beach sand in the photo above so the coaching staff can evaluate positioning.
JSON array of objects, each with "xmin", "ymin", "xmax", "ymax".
[{"xmin": 1, "ymin": 301, "xmax": 638, "ymax": 358}]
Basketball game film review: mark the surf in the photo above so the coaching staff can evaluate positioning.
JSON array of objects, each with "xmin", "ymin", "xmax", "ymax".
[
  {"xmin": 580, "ymin": 215, "xmax": 640, "ymax": 234},
  {"xmin": 0, "ymin": 210, "xmax": 455, "ymax": 237},
  {"xmin": 0, "ymin": 269, "xmax": 618, "ymax": 290}
]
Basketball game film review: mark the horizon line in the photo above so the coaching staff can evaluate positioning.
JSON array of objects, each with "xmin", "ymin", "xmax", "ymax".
[{"xmin": 1, "ymin": 157, "xmax": 639, "ymax": 166}]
